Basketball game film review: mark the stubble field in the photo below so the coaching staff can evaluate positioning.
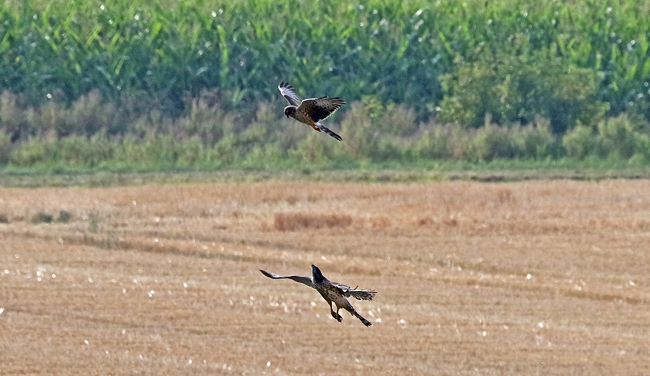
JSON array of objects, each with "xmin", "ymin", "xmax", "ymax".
[{"xmin": 1, "ymin": 180, "xmax": 649, "ymax": 375}]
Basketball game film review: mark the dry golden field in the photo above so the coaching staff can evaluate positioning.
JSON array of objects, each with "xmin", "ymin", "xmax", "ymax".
[{"xmin": 1, "ymin": 180, "xmax": 650, "ymax": 375}]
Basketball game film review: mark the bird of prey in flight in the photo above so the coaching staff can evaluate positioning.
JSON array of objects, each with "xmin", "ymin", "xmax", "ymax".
[
  {"xmin": 260, "ymin": 264, "xmax": 376, "ymax": 327},
  {"xmin": 278, "ymin": 82, "xmax": 345, "ymax": 141}
]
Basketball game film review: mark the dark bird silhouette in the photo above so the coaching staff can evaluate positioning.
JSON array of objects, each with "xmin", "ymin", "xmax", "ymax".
[
  {"xmin": 278, "ymin": 82, "xmax": 345, "ymax": 141},
  {"xmin": 260, "ymin": 265, "xmax": 376, "ymax": 327}
]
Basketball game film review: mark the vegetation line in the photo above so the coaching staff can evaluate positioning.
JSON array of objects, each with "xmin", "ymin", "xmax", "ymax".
[
  {"xmin": 2, "ymin": 0, "xmax": 650, "ymax": 175},
  {"xmin": 3, "ymin": 164, "xmax": 650, "ymax": 187}
]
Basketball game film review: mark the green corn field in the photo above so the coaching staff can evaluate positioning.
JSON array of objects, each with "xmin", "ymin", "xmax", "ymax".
[{"xmin": 0, "ymin": 0, "xmax": 649, "ymax": 170}]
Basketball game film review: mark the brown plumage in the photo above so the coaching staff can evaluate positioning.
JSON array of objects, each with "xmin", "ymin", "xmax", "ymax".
[
  {"xmin": 278, "ymin": 82, "xmax": 345, "ymax": 141},
  {"xmin": 260, "ymin": 264, "xmax": 376, "ymax": 327}
]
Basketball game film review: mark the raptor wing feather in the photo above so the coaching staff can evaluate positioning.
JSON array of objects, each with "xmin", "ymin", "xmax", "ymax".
[
  {"xmin": 260, "ymin": 269, "xmax": 314, "ymax": 288},
  {"xmin": 333, "ymin": 282, "xmax": 377, "ymax": 301},
  {"xmin": 278, "ymin": 82, "xmax": 303, "ymax": 106},
  {"xmin": 299, "ymin": 96, "xmax": 346, "ymax": 123}
]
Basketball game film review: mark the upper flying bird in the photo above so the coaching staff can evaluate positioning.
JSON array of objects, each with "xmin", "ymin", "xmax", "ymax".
[
  {"xmin": 278, "ymin": 82, "xmax": 345, "ymax": 141},
  {"xmin": 260, "ymin": 264, "xmax": 376, "ymax": 327}
]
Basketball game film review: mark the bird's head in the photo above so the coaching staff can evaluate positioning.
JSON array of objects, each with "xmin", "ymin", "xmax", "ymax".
[
  {"xmin": 311, "ymin": 264, "xmax": 325, "ymax": 282},
  {"xmin": 284, "ymin": 106, "xmax": 296, "ymax": 118}
]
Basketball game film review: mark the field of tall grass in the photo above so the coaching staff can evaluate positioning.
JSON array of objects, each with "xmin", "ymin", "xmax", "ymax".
[
  {"xmin": 1, "ymin": 0, "xmax": 650, "ymax": 171},
  {"xmin": 2, "ymin": 92, "xmax": 650, "ymax": 171}
]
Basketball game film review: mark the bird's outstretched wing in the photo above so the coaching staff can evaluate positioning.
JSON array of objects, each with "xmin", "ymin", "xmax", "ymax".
[
  {"xmin": 260, "ymin": 269, "xmax": 314, "ymax": 288},
  {"xmin": 278, "ymin": 82, "xmax": 303, "ymax": 106},
  {"xmin": 333, "ymin": 282, "xmax": 377, "ymax": 301},
  {"xmin": 299, "ymin": 96, "xmax": 346, "ymax": 122}
]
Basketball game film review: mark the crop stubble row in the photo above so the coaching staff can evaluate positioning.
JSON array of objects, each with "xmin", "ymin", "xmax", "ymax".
[{"xmin": 1, "ymin": 180, "xmax": 649, "ymax": 374}]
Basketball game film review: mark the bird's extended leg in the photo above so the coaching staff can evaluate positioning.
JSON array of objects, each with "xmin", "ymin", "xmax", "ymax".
[{"xmin": 328, "ymin": 301, "xmax": 342, "ymax": 322}]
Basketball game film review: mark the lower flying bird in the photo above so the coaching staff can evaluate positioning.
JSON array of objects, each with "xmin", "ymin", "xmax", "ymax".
[
  {"xmin": 278, "ymin": 82, "xmax": 345, "ymax": 141},
  {"xmin": 260, "ymin": 265, "xmax": 376, "ymax": 327}
]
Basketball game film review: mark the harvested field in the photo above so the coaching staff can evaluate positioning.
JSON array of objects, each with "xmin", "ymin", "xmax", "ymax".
[{"xmin": 1, "ymin": 180, "xmax": 649, "ymax": 375}]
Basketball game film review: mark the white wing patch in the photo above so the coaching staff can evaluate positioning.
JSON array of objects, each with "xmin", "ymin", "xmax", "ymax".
[{"xmin": 278, "ymin": 82, "xmax": 303, "ymax": 106}]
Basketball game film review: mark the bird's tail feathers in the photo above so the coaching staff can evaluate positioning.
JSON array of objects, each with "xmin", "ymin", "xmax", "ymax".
[
  {"xmin": 353, "ymin": 311, "xmax": 372, "ymax": 327},
  {"xmin": 316, "ymin": 122, "xmax": 342, "ymax": 141},
  {"xmin": 347, "ymin": 305, "xmax": 372, "ymax": 327}
]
